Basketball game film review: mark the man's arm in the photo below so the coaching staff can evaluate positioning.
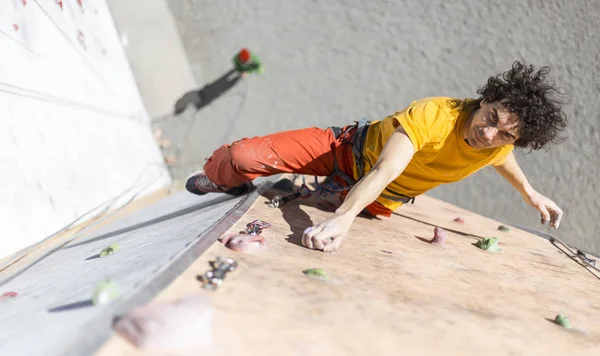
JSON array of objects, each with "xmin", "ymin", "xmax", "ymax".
[
  {"xmin": 302, "ymin": 125, "xmax": 415, "ymax": 251},
  {"xmin": 335, "ymin": 126, "xmax": 415, "ymax": 217},
  {"xmin": 493, "ymin": 152, "xmax": 563, "ymax": 228}
]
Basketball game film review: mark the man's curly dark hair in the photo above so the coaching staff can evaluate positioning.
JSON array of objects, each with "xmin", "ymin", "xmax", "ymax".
[{"xmin": 478, "ymin": 61, "xmax": 568, "ymax": 150}]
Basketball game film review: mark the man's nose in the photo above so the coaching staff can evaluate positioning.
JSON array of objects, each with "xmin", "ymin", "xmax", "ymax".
[{"xmin": 482, "ymin": 127, "xmax": 498, "ymax": 142}]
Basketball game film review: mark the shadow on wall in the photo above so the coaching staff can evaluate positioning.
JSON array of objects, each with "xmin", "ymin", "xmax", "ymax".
[{"xmin": 173, "ymin": 68, "xmax": 246, "ymax": 115}]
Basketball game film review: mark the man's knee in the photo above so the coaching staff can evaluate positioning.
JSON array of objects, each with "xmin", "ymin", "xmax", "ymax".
[{"xmin": 229, "ymin": 140, "xmax": 259, "ymax": 172}]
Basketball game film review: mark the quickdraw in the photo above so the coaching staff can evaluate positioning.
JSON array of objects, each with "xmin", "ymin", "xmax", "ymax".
[
  {"xmin": 244, "ymin": 219, "xmax": 271, "ymax": 235},
  {"xmin": 267, "ymin": 178, "xmax": 351, "ymax": 208}
]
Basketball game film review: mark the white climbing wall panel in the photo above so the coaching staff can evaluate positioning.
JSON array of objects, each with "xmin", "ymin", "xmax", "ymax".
[{"xmin": 0, "ymin": 0, "xmax": 171, "ymax": 258}]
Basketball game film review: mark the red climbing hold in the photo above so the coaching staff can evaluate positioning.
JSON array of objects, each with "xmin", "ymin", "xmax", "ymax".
[
  {"xmin": 238, "ymin": 48, "xmax": 251, "ymax": 63},
  {"xmin": 13, "ymin": 24, "xmax": 19, "ymax": 32},
  {"xmin": 453, "ymin": 217, "xmax": 465, "ymax": 224},
  {"xmin": 0, "ymin": 292, "xmax": 18, "ymax": 300},
  {"xmin": 56, "ymin": 0, "xmax": 63, "ymax": 9}
]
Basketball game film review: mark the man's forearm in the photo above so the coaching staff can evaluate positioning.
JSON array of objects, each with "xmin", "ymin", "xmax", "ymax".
[
  {"xmin": 335, "ymin": 165, "xmax": 397, "ymax": 217},
  {"xmin": 493, "ymin": 152, "xmax": 535, "ymax": 198},
  {"xmin": 335, "ymin": 129, "xmax": 415, "ymax": 217}
]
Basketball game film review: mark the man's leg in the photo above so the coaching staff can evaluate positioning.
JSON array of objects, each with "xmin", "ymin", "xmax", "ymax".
[{"xmin": 186, "ymin": 126, "xmax": 356, "ymax": 195}]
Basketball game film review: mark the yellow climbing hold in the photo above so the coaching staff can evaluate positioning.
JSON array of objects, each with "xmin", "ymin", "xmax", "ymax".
[
  {"xmin": 92, "ymin": 280, "xmax": 120, "ymax": 305},
  {"xmin": 303, "ymin": 268, "xmax": 328, "ymax": 280},
  {"xmin": 100, "ymin": 243, "xmax": 121, "ymax": 257}
]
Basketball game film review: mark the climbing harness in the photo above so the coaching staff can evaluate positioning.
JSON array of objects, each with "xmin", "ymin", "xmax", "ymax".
[{"xmin": 267, "ymin": 118, "xmax": 415, "ymax": 208}]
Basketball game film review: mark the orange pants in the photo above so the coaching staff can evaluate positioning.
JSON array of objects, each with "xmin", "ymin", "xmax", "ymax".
[{"xmin": 203, "ymin": 125, "xmax": 393, "ymax": 217}]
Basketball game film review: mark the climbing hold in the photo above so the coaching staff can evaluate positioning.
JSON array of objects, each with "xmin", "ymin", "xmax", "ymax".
[
  {"xmin": 453, "ymin": 217, "xmax": 465, "ymax": 224},
  {"xmin": 100, "ymin": 243, "xmax": 121, "ymax": 257},
  {"xmin": 219, "ymin": 233, "xmax": 266, "ymax": 253},
  {"xmin": 303, "ymin": 268, "xmax": 328, "ymax": 280},
  {"xmin": 233, "ymin": 48, "xmax": 264, "ymax": 74},
  {"xmin": 55, "ymin": 0, "xmax": 63, "ymax": 9},
  {"xmin": 13, "ymin": 24, "xmax": 19, "ymax": 32},
  {"xmin": 92, "ymin": 280, "xmax": 120, "ymax": 305},
  {"xmin": 475, "ymin": 237, "xmax": 501, "ymax": 252},
  {"xmin": 0, "ymin": 291, "xmax": 18, "ymax": 301},
  {"xmin": 430, "ymin": 227, "xmax": 447, "ymax": 246},
  {"xmin": 498, "ymin": 225, "xmax": 511, "ymax": 232},
  {"xmin": 113, "ymin": 294, "xmax": 213, "ymax": 351},
  {"xmin": 554, "ymin": 314, "xmax": 572, "ymax": 329},
  {"xmin": 77, "ymin": 30, "xmax": 87, "ymax": 50}
]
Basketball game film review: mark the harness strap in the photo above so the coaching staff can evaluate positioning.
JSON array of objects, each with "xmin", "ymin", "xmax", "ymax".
[{"xmin": 327, "ymin": 120, "xmax": 416, "ymax": 205}]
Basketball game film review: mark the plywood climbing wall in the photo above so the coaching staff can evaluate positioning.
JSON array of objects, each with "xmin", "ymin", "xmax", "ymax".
[{"xmin": 98, "ymin": 188, "xmax": 600, "ymax": 355}]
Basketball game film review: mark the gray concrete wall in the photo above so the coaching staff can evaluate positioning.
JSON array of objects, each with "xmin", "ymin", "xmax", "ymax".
[
  {"xmin": 105, "ymin": 0, "xmax": 198, "ymax": 118},
  {"xmin": 164, "ymin": 0, "xmax": 600, "ymax": 254}
]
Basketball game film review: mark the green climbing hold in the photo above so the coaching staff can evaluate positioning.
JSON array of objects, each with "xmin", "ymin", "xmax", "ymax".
[
  {"xmin": 303, "ymin": 268, "xmax": 328, "ymax": 280},
  {"xmin": 92, "ymin": 280, "xmax": 120, "ymax": 305},
  {"xmin": 554, "ymin": 314, "xmax": 572, "ymax": 329},
  {"xmin": 475, "ymin": 237, "xmax": 501, "ymax": 252},
  {"xmin": 100, "ymin": 243, "xmax": 121, "ymax": 257},
  {"xmin": 497, "ymin": 225, "xmax": 511, "ymax": 232}
]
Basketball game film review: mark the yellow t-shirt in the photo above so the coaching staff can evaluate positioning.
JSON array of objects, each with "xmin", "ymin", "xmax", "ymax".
[{"xmin": 357, "ymin": 97, "xmax": 514, "ymax": 211}]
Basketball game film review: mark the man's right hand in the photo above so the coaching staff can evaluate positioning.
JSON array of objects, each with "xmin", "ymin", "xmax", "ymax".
[
  {"xmin": 301, "ymin": 213, "xmax": 355, "ymax": 252},
  {"xmin": 301, "ymin": 123, "xmax": 416, "ymax": 253}
]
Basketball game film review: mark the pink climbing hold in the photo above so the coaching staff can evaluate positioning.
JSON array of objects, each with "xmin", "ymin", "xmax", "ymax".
[
  {"xmin": 77, "ymin": 30, "xmax": 86, "ymax": 50},
  {"xmin": 13, "ymin": 24, "xmax": 19, "ymax": 32},
  {"xmin": 21, "ymin": 0, "xmax": 26, "ymax": 6},
  {"xmin": 219, "ymin": 233, "xmax": 266, "ymax": 253},
  {"xmin": 453, "ymin": 217, "xmax": 465, "ymax": 224},
  {"xmin": 0, "ymin": 292, "xmax": 18, "ymax": 300},
  {"xmin": 430, "ymin": 227, "xmax": 447, "ymax": 246},
  {"xmin": 56, "ymin": 0, "xmax": 63, "ymax": 9},
  {"xmin": 114, "ymin": 294, "xmax": 213, "ymax": 353}
]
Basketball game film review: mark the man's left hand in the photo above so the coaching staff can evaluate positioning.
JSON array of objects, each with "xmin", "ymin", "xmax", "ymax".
[{"xmin": 524, "ymin": 191, "xmax": 563, "ymax": 229}]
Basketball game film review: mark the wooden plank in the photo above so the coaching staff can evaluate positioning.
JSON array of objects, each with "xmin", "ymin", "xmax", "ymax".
[{"xmin": 97, "ymin": 183, "xmax": 600, "ymax": 356}]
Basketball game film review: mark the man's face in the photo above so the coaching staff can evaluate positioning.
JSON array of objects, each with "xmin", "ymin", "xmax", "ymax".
[{"xmin": 465, "ymin": 100, "xmax": 520, "ymax": 149}]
